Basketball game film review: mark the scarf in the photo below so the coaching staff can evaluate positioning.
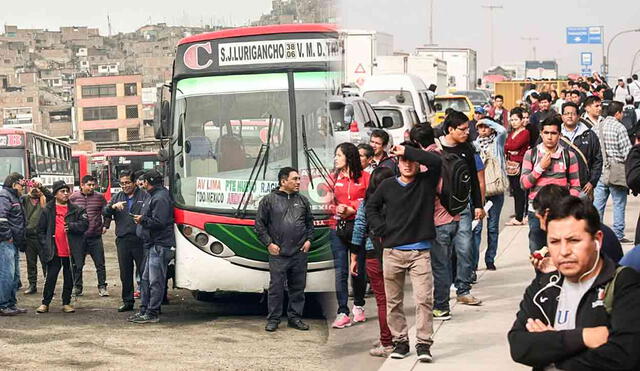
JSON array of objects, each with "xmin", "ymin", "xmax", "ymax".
[{"xmin": 476, "ymin": 133, "xmax": 496, "ymax": 154}]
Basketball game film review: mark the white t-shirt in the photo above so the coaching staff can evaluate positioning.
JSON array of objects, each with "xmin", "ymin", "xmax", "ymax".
[{"xmin": 554, "ymin": 275, "xmax": 598, "ymax": 331}]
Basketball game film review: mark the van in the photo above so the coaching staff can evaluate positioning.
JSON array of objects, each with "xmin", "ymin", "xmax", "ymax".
[
  {"xmin": 360, "ymin": 74, "xmax": 435, "ymax": 124},
  {"xmin": 329, "ymin": 96, "xmax": 391, "ymax": 146}
]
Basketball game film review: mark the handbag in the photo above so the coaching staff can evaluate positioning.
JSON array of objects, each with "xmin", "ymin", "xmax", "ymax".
[
  {"xmin": 336, "ymin": 219, "xmax": 355, "ymax": 244},
  {"xmin": 506, "ymin": 160, "xmax": 521, "ymax": 176},
  {"xmin": 482, "ymin": 149, "xmax": 509, "ymax": 197},
  {"xmin": 596, "ymin": 124, "xmax": 628, "ymax": 188}
]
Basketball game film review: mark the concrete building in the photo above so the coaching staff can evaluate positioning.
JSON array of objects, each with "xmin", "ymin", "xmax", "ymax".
[
  {"xmin": 75, "ymin": 74, "xmax": 144, "ymax": 143},
  {"xmin": 0, "ymin": 88, "xmax": 41, "ymax": 131}
]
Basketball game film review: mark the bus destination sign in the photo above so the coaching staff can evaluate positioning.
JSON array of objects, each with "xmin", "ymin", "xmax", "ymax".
[
  {"xmin": 218, "ymin": 38, "xmax": 340, "ymax": 66},
  {"xmin": 0, "ymin": 134, "xmax": 23, "ymax": 147}
]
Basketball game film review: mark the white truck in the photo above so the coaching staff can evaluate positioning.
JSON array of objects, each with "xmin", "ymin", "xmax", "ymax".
[
  {"xmin": 339, "ymin": 29, "xmax": 394, "ymax": 89},
  {"xmin": 373, "ymin": 55, "xmax": 448, "ymax": 95},
  {"xmin": 414, "ymin": 47, "xmax": 478, "ymax": 92}
]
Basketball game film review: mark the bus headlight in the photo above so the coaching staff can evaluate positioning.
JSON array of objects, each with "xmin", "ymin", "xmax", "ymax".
[
  {"xmin": 210, "ymin": 242, "xmax": 224, "ymax": 255},
  {"xmin": 195, "ymin": 233, "xmax": 209, "ymax": 247}
]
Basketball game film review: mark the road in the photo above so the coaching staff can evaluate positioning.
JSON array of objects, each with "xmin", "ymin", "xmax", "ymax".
[{"xmin": 1, "ymin": 230, "xmax": 333, "ymax": 370}]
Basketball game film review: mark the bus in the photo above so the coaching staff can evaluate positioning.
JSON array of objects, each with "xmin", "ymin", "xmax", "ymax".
[
  {"xmin": 71, "ymin": 151, "xmax": 90, "ymax": 190},
  {"xmin": 155, "ymin": 24, "xmax": 341, "ymax": 293},
  {"xmin": 0, "ymin": 128, "xmax": 73, "ymax": 187},
  {"xmin": 90, "ymin": 150, "xmax": 162, "ymax": 200}
]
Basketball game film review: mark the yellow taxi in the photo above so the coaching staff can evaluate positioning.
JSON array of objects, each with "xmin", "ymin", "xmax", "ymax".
[{"xmin": 432, "ymin": 95, "xmax": 474, "ymax": 126}]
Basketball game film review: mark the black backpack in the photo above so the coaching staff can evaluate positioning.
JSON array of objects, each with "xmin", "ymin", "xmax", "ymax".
[
  {"xmin": 621, "ymin": 106, "xmax": 639, "ymax": 143},
  {"xmin": 437, "ymin": 141, "xmax": 472, "ymax": 215}
]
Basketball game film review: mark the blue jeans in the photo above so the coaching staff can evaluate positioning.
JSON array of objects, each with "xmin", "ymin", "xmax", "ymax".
[
  {"xmin": 528, "ymin": 211, "xmax": 546, "ymax": 254},
  {"xmin": 432, "ymin": 222, "xmax": 459, "ymax": 311},
  {"xmin": 140, "ymin": 245, "xmax": 174, "ymax": 317},
  {"xmin": 453, "ymin": 205, "xmax": 474, "ymax": 296},
  {"xmin": 330, "ymin": 230, "xmax": 350, "ymax": 315},
  {"xmin": 472, "ymin": 194, "xmax": 505, "ymax": 265},
  {"xmin": 0, "ymin": 241, "xmax": 19, "ymax": 309},
  {"xmin": 594, "ymin": 181, "xmax": 628, "ymax": 240}
]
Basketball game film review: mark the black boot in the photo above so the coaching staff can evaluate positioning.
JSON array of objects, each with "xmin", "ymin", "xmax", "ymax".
[{"xmin": 23, "ymin": 284, "xmax": 37, "ymax": 295}]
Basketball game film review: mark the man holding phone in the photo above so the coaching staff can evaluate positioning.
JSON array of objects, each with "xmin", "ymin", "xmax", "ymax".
[{"xmin": 103, "ymin": 170, "xmax": 148, "ymax": 312}]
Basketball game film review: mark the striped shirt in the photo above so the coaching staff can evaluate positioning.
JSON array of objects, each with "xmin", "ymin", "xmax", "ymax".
[{"xmin": 520, "ymin": 144, "xmax": 581, "ymax": 201}]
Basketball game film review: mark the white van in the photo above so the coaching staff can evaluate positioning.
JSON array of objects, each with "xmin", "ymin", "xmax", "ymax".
[{"xmin": 360, "ymin": 74, "xmax": 435, "ymax": 124}]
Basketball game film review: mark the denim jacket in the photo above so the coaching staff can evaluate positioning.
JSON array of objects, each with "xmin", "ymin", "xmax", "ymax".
[{"xmin": 351, "ymin": 202, "xmax": 374, "ymax": 252}]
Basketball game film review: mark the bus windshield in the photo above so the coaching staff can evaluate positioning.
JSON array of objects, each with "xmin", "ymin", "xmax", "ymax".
[
  {"xmin": 110, "ymin": 155, "xmax": 161, "ymax": 185},
  {"xmin": 0, "ymin": 149, "xmax": 25, "ymax": 181},
  {"xmin": 172, "ymin": 71, "xmax": 335, "ymax": 214}
]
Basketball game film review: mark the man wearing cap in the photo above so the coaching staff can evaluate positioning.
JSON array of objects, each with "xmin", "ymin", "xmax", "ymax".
[
  {"xmin": 129, "ymin": 169, "xmax": 175, "ymax": 324},
  {"xmin": 0, "ymin": 172, "xmax": 27, "ymax": 316},
  {"xmin": 468, "ymin": 107, "xmax": 485, "ymax": 141},
  {"xmin": 20, "ymin": 178, "xmax": 52, "ymax": 295},
  {"xmin": 36, "ymin": 181, "xmax": 88, "ymax": 314}
]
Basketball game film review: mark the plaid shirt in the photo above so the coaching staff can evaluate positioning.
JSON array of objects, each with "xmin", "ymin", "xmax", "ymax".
[{"xmin": 595, "ymin": 116, "xmax": 632, "ymax": 164}]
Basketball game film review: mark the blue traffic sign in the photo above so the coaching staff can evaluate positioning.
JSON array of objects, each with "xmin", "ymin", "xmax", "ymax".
[
  {"xmin": 566, "ymin": 26, "xmax": 602, "ymax": 44},
  {"xmin": 581, "ymin": 68, "xmax": 592, "ymax": 77},
  {"xmin": 581, "ymin": 52, "xmax": 593, "ymax": 66}
]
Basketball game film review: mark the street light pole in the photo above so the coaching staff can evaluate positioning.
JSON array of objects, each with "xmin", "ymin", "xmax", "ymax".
[
  {"xmin": 482, "ymin": 3, "xmax": 503, "ymax": 67},
  {"xmin": 631, "ymin": 49, "xmax": 640, "ymax": 76},
  {"xmin": 521, "ymin": 36, "xmax": 539, "ymax": 60},
  {"xmin": 605, "ymin": 28, "xmax": 640, "ymax": 78},
  {"xmin": 428, "ymin": 0, "xmax": 434, "ymax": 46}
]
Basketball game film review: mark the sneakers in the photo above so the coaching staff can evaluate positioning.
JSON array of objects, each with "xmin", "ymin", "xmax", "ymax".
[
  {"xmin": 619, "ymin": 237, "xmax": 633, "ymax": 243},
  {"xmin": 369, "ymin": 344, "xmax": 394, "ymax": 358},
  {"xmin": 457, "ymin": 294, "xmax": 483, "ymax": 306},
  {"xmin": 265, "ymin": 321, "xmax": 279, "ymax": 332},
  {"xmin": 72, "ymin": 287, "xmax": 83, "ymax": 297},
  {"xmin": 132, "ymin": 313, "xmax": 159, "ymax": 324},
  {"xmin": 10, "ymin": 306, "xmax": 28, "ymax": 314},
  {"xmin": 62, "ymin": 305, "xmax": 75, "ymax": 313},
  {"xmin": 352, "ymin": 306, "xmax": 366, "ymax": 323},
  {"xmin": 127, "ymin": 312, "xmax": 145, "ymax": 322},
  {"xmin": 416, "ymin": 343, "xmax": 433, "ymax": 363},
  {"xmin": 287, "ymin": 319, "xmax": 309, "ymax": 331},
  {"xmin": 36, "ymin": 305, "xmax": 49, "ymax": 313},
  {"xmin": 389, "ymin": 342, "xmax": 410, "ymax": 359},
  {"xmin": 433, "ymin": 309, "xmax": 451, "ymax": 321},
  {"xmin": 133, "ymin": 290, "xmax": 141, "ymax": 299},
  {"xmin": 332, "ymin": 313, "xmax": 352, "ymax": 329},
  {"xmin": 0, "ymin": 307, "xmax": 19, "ymax": 316},
  {"xmin": 98, "ymin": 287, "xmax": 109, "ymax": 297},
  {"xmin": 23, "ymin": 284, "xmax": 37, "ymax": 295}
]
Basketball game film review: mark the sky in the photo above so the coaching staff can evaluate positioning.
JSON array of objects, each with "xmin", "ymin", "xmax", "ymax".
[
  {"xmin": 339, "ymin": 0, "xmax": 640, "ymax": 78},
  {"xmin": 2, "ymin": 0, "xmax": 640, "ymax": 78}
]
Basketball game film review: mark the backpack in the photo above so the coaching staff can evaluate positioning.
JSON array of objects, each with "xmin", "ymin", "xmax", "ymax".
[
  {"xmin": 437, "ymin": 139, "xmax": 472, "ymax": 215},
  {"xmin": 482, "ymin": 149, "xmax": 509, "ymax": 197},
  {"xmin": 621, "ymin": 106, "xmax": 639, "ymax": 143},
  {"xmin": 604, "ymin": 266, "xmax": 629, "ymax": 315}
]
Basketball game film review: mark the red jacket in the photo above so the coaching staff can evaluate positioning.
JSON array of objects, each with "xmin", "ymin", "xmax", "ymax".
[
  {"xmin": 504, "ymin": 129, "xmax": 531, "ymax": 163},
  {"xmin": 488, "ymin": 106, "xmax": 509, "ymax": 128},
  {"xmin": 330, "ymin": 171, "xmax": 370, "ymax": 224}
]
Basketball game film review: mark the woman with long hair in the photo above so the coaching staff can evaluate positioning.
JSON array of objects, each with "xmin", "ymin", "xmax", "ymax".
[
  {"xmin": 351, "ymin": 166, "xmax": 395, "ymax": 356},
  {"xmin": 504, "ymin": 107, "xmax": 530, "ymax": 226},
  {"xmin": 330, "ymin": 142, "xmax": 370, "ymax": 329}
]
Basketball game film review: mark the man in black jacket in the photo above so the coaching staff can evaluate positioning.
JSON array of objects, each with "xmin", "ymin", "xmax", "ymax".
[
  {"xmin": 103, "ymin": 170, "xmax": 148, "ymax": 312},
  {"xmin": 36, "ymin": 181, "xmax": 88, "ymax": 314},
  {"xmin": 560, "ymin": 102, "xmax": 603, "ymax": 199},
  {"xmin": 366, "ymin": 142, "xmax": 441, "ymax": 362},
  {"xmin": 130, "ymin": 170, "xmax": 175, "ymax": 324},
  {"xmin": 508, "ymin": 196, "xmax": 640, "ymax": 370},
  {"xmin": 255, "ymin": 167, "xmax": 313, "ymax": 332},
  {"xmin": 0, "ymin": 173, "xmax": 26, "ymax": 316}
]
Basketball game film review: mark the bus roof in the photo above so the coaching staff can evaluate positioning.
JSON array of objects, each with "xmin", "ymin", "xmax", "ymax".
[
  {"xmin": 178, "ymin": 23, "xmax": 336, "ymax": 46},
  {"xmin": 0, "ymin": 128, "xmax": 70, "ymax": 146}
]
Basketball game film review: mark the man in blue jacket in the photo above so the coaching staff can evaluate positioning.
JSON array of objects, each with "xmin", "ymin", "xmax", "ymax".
[
  {"xmin": 255, "ymin": 167, "xmax": 314, "ymax": 332},
  {"xmin": 0, "ymin": 172, "xmax": 27, "ymax": 316},
  {"xmin": 103, "ymin": 169, "xmax": 148, "ymax": 312},
  {"xmin": 130, "ymin": 169, "xmax": 175, "ymax": 324}
]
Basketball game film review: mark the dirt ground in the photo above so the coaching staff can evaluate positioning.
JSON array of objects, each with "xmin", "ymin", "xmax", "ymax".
[{"xmin": 0, "ymin": 230, "xmax": 334, "ymax": 370}]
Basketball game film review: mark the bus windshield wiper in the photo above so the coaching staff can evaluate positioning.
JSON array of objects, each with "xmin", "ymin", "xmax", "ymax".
[
  {"xmin": 235, "ymin": 115, "xmax": 274, "ymax": 218},
  {"xmin": 301, "ymin": 115, "xmax": 331, "ymax": 189}
]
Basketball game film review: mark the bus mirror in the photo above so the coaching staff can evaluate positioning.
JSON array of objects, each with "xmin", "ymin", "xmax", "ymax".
[
  {"xmin": 154, "ymin": 100, "xmax": 171, "ymax": 139},
  {"xmin": 157, "ymin": 149, "xmax": 170, "ymax": 162}
]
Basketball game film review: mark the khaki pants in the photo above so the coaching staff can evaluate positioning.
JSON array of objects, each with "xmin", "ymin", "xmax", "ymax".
[{"xmin": 383, "ymin": 249, "xmax": 434, "ymax": 346}]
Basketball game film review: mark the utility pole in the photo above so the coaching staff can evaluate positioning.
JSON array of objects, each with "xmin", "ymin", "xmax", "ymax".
[
  {"xmin": 521, "ymin": 36, "xmax": 539, "ymax": 60},
  {"xmin": 107, "ymin": 14, "xmax": 112, "ymax": 37},
  {"xmin": 427, "ymin": 0, "xmax": 435, "ymax": 45},
  {"xmin": 481, "ymin": 3, "xmax": 503, "ymax": 67}
]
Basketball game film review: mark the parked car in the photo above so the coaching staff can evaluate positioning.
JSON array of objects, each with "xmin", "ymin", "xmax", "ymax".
[
  {"xmin": 433, "ymin": 95, "xmax": 474, "ymax": 126},
  {"xmin": 360, "ymin": 74, "xmax": 435, "ymax": 124},
  {"xmin": 372, "ymin": 104, "xmax": 420, "ymax": 146},
  {"xmin": 329, "ymin": 96, "xmax": 391, "ymax": 146},
  {"xmin": 452, "ymin": 90, "xmax": 490, "ymax": 110}
]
